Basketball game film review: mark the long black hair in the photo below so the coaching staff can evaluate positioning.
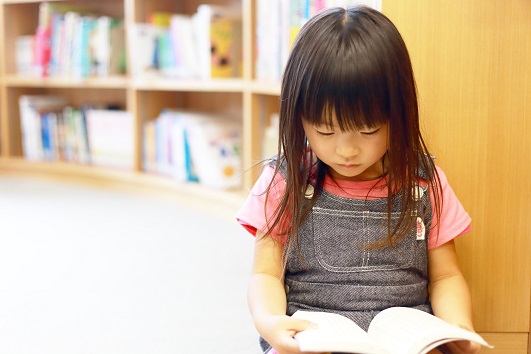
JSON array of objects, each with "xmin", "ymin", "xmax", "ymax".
[{"xmin": 264, "ymin": 6, "xmax": 442, "ymax": 264}]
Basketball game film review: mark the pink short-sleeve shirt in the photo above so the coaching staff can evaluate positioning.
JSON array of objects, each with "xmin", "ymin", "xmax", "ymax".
[{"xmin": 236, "ymin": 166, "xmax": 471, "ymax": 250}]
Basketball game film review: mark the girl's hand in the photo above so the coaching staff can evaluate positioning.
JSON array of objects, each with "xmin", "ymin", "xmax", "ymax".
[
  {"xmin": 260, "ymin": 314, "xmax": 322, "ymax": 354},
  {"xmin": 437, "ymin": 324, "xmax": 482, "ymax": 354},
  {"xmin": 441, "ymin": 340, "xmax": 482, "ymax": 354}
]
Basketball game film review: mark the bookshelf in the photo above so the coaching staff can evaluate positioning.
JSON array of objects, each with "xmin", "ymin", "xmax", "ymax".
[
  {"xmin": 0, "ymin": 0, "xmax": 529, "ymax": 352},
  {"xmin": 0, "ymin": 0, "xmax": 260, "ymax": 210}
]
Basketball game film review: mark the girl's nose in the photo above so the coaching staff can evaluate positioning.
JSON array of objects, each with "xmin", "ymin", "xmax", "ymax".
[{"xmin": 336, "ymin": 132, "xmax": 360, "ymax": 158}]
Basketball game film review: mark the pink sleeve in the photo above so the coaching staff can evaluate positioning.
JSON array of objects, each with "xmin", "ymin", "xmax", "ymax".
[
  {"xmin": 236, "ymin": 166, "xmax": 289, "ymax": 242},
  {"xmin": 428, "ymin": 167, "xmax": 472, "ymax": 249}
]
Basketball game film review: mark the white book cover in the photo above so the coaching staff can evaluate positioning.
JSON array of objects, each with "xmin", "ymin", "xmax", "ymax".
[
  {"xmin": 85, "ymin": 109, "xmax": 134, "ymax": 169},
  {"xmin": 293, "ymin": 307, "xmax": 492, "ymax": 354},
  {"xmin": 169, "ymin": 15, "xmax": 199, "ymax": 78},
  {"xmin": 127, "ymin": 23, "xmax": 166, "ymax": 77},
  {"xmin": 182, "ymin": 112, "xmax": 242, "ymax": 189}
]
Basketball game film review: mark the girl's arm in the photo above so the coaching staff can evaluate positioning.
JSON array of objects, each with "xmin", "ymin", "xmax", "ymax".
[
  {"xmin": 428, "ymin": 239, "xmax": 481, "ymax": 354},
  {"xmin": 248, "ymin": 231, "xmax": 316, "ymax": 354}
]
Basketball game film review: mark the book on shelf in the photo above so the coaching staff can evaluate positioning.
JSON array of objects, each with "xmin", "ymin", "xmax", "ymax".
[
  {"xmin": 143, "ymin": 110, "xmax": 241, "ymax": 189},
  {"xmin": 142, "ymin": 109, "xmax": 203, "ymax": 183},
  {"xmin": 61, "ymin": 106, "xmax": 92, "ymax": 164},
  {"xmin": 182, "ymin": 112, "xmax": 242, "ymax": 189},
  {"xmin": 193, "ymin": 4, "xmax": 243, "ymax": 79},
  {"xmin": 19, "ymin": 96, "xmax": 121, "ymax": 165},
  {"xmin": 144, "ymin": 114, "xmax": 195, "ymax": 181},
  {"xmin": 292, "ymin": 307, "xmax": 492, "ymax": 354},
  {"xmin": 19, "ymin": 95, "xmax": 69, "ymax": 161},
  {"xmin": 255, "ymin": 0, "xmax": 382, "ymax": 82},
  {"xmin": 168, "ymin": 14, "xmax": 199, "ymax": 78},
  {"xmin": 31, "ymin": 2, "xmax": 125, "ymax": 78},
  {"xmin": 129, "ymin": 5, "xmax": 242, "ymax": 79},
  {"xmin": 71, "ymin": 15, "xmax": 96, "ymax": 78},
  {"xmin": 16, "ymin": 35, "xmax": 35, "ymax": 76},
  {"xmin": 85, "ymin": 109, "xmax": 134, "ymax": 170},
  {"xmin": 92, "ymin": 16, "xmax": 126, "ymax": 77},
  {"xmin": 143, "ymin": 119, "xmax": 157, "ymax": 174},
  {"xmin": 127, "ymin": 23, "xmax": 166, "ymax": 77},
  {"xmin": 36, "ymin": 2, "xmax": 73, "ymax": 76},
  {"xmin": 148, "ymin": 12, "xmax": 173, "ymax": 27}
]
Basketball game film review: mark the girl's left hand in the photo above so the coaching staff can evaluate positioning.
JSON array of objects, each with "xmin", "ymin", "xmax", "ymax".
[
  {"xmin": 441, "ymin": 323, "xmax": 482, "ymax": 354},
  {"xmin": 442, "ymin": 340, "xmax": 482, "ymax": 354}
]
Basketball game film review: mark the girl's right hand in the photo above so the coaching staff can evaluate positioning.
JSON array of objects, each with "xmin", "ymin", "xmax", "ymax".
[{"xmin": 260, "ymin": 314, "xmax": 322, "ymax": 354}]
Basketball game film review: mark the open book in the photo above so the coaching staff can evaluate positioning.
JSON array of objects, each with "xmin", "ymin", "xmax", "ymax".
[{"xmin": 293, "ymin": 307, "xmax": 493, "ymax": 354}]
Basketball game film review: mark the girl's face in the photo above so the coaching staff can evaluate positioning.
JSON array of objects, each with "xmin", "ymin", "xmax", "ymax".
[{"xmin": 302, "ymin": 114, "xmax": 389, "ymax": 181}]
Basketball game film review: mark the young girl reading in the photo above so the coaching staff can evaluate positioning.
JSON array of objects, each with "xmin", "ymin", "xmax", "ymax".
[{"xmin": 237, "ymin": 6, "xmax": 481, "ymax": 354}]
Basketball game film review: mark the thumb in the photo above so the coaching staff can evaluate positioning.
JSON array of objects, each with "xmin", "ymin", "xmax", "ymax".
[{"xmin": 286, "ymin": 318, "xmax": 318, "ymax": 333}]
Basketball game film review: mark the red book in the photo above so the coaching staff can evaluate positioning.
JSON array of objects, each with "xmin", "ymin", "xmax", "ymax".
[{"xmin": 34, "ymin": 26, "xmax": 51, "ymax": 77}]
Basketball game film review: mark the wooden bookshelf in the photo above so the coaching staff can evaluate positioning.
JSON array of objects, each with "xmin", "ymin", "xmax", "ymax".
[
  {"xmin": 0, "ymin": 0, "xmax": 529, "ymax": 351},
  {"xmin": 0, "ymin": 0, "xmax": 260, "ymax": 194}
]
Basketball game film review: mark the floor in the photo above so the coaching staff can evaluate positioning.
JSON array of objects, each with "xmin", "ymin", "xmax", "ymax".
[{"xmin": 0, "ymin": 175, "xmax": 262, "ymax": 354}]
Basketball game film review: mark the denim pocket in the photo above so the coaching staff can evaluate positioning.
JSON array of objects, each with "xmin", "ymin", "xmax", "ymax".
[{"xmin": 312, "ymin": 207, "xmax": 417, "ymax": 272}]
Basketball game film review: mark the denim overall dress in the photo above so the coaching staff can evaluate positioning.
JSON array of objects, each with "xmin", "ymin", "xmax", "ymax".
[{"xmin": 260, "ymin": 160, "xmax": 433, "ymax": 353}]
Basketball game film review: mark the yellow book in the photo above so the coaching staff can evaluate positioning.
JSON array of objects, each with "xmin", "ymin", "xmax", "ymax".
[
  {"xmin": 210, "ymin": 16, "xmax": 242, "ymax": 78},
  {"xmin": 148, "ymin": 12, "xmax": 173, "ymax": 27}
]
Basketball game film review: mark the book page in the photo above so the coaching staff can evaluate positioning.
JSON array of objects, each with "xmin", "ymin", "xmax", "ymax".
[
  {"xmin": 292, "ymin": 311, "xmax": 387, "ymax": 354},
  {"xmin": 367, "ymin": 307, "xmax": 493, "ymax": 354}
]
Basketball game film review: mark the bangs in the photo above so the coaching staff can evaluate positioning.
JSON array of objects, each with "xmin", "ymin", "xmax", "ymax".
[
  {"xmin": 295, "ymin": 8, "xmax": 394, "ymax": 131},
  {"xmin": 298, "ymin": 45, "xmax": 390, "ymax": 131}
]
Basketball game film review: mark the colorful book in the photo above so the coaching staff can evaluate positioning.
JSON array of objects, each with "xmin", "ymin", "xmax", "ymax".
[{"xmin": 19, "ymin": 95, "xmax": 68, "ymax": 161}]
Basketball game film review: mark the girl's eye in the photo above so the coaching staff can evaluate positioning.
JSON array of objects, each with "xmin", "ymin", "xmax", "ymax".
[
  {"xmin": 316, "ymin": 130, "xmax": 334, "ymax": 136},
  {"xmin": 361, "ymin": 128, "xmax": 380, "ymax": 136}
]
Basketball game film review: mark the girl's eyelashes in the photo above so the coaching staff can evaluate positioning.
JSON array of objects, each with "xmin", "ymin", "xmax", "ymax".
[
  {"xmin": 360, "ymin": 128, "xmax": 381, "ymax": 135},
  {"xmin": 316, "ymin": 130, "xmax": 335, "ymax": 136},
  {"xmin": 315, "ymin": 127, "xmax": 381, "ymax": 136}
]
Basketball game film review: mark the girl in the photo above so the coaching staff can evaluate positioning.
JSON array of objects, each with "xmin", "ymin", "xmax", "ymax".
[{"xmin": 237, "ymin": 6, "xmax": 480, "ymax": 354}]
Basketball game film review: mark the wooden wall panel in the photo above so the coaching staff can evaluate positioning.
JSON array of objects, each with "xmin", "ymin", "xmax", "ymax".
[{"xmin": 383, "ymin": 0, "xmax": 531, "ymax": 333}]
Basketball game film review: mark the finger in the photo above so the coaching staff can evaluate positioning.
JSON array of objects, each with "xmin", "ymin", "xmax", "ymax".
[
  {"xmin": 277, "ymin": 333, "xmax": 303, "ymax": 353},
  {"xmin": 445, "ymin": 340, "xmax": 481, "ymax": 354},
  {"xmin": 285, "ymin": 318, "xmax": 318, "ymax": 332}
]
